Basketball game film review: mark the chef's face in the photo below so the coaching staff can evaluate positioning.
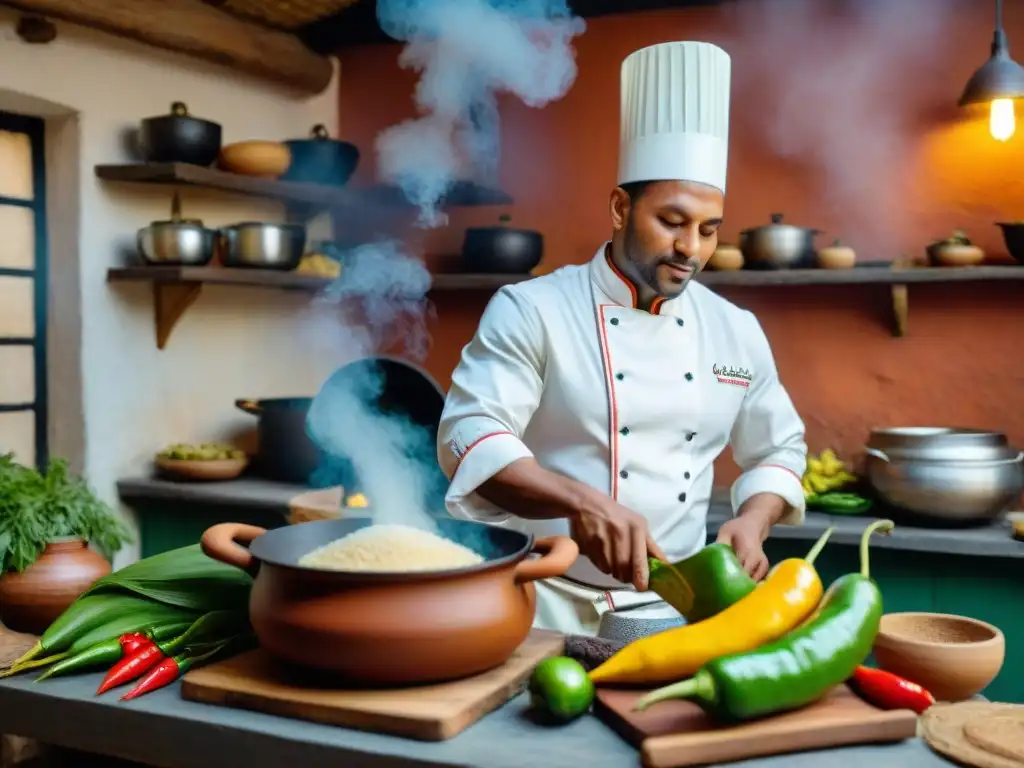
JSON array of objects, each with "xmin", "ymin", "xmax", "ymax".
[{"xmin": 610, "ymin": 180, "xmax": 724, "ymax": 302}]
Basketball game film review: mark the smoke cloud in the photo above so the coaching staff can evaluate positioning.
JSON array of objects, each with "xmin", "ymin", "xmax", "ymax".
[
  {"xmin": 375, "ymin": 0, "xmax": 586, "ymax": 225},
  {"xmin": 721, "ymin": 0, "xmax": 957, "ymax": 255},
  {"xmin": 303, "ymin": 0, "xmax": 584, "ymax": 535}
]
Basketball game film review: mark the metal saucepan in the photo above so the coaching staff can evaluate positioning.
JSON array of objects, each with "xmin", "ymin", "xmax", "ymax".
[
  {"xmin": 863, "ymin": 448, "xmax": 1024, "ymax": 524},
  {"xmin": 200, "ymin": 518, "xmax": 578, "ymax": 683},
  {"xmin": 138, "ymin": 102, "xmax": 222, "ymax": 167},
  {"xmin": 136, "ymin": 193, "xmax": 216, "ymax": 266},
  {"xmin": 219, "ymin": 222, "xmax": 307, "ymax": 270},
  {"xmin": 740, "ymin": 213, "xmax": 822, "ymax": 269}
]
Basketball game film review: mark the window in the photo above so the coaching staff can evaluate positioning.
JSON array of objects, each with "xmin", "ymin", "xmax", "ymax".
[{"xmin": 0, "ymin": 111, "xmax": 47, "ymax": 469}]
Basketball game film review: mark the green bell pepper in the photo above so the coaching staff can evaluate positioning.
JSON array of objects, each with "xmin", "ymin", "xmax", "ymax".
[
  {"xmin": 636, "ymin": 519, "xmax": 894, "ymax": 721},
  {"xmin": 647, "ymin": 542, "xmax": 757, "ymax": 623},
  {"xmin": 806, "ymin": 491, "xmax": 873, "ymax": 515}
]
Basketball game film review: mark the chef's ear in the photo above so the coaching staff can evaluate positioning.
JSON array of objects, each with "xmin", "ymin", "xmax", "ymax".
[{"xmin": 609, "ymin": 186, "xmax": 631, "ymax": 231}]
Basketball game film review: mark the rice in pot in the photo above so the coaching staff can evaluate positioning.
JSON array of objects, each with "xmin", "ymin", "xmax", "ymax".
[{"xmin": 298, "ymin": 523, "xmax": 485, "ymax": 572}]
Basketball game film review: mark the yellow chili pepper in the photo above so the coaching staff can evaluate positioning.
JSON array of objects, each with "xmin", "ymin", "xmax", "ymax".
[{"xmin": 588, "ymin": 527, "xmax": 834, "ymax": 686}]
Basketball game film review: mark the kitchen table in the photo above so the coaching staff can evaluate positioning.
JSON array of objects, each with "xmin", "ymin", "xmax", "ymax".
[
  {"xmin": 0, "ymin": 669, "xmax": 958, "ymax": 768},
  {"xmin": 117, "ymin": 476, "xmax": 1024, "ymax": 704}
]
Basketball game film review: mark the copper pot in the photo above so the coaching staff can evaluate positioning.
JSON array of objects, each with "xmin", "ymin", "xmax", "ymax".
[{"xmin": 200, "ymin": 518, "xmax": 578, "ymax": 684}]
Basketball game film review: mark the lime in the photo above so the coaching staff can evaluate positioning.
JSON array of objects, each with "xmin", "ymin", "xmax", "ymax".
[{"xmin": 528, "ymin": 656, "xmax": 595, "ymax": 723}]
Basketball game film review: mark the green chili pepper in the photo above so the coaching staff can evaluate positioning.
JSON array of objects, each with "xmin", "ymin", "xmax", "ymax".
[
  {"xmin": 635, "ymin": 519, "xmax": 895, "ymax": 720},
  {"xmin": 647, "ymin": 543, "xmax": 757, "ymax": 623},
  {"xmin": 159, "ymin": 610, "xmax": 250, "ymax": 657},
  {"xmin": 35, "ymin": 637, "xmax": 126, "ymax": 681},
  {"xmin": 807, "ymin": 492, "xmax": 873, "ymax": 515}
]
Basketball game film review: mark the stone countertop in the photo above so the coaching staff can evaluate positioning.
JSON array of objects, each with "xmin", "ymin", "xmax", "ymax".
[
  {"xmin": 118, "ymin": 475, "xmax": 1024, "ymax": 560},
  {"xmin": 0, "ymin": 670, "xmax": 958, "ymax": 768},
  {"xmin": 117, "ymin": 476, "xmax": 306, "ymax": 511}
]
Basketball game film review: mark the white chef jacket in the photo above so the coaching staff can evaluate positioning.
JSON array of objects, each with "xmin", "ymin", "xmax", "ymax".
[{"xmin": 436, "ymin": 244, "xmax": 807, "ymax": 632}]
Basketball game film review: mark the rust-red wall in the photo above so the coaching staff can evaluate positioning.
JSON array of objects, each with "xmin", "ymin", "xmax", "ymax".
[{"xmin": 338, "ymin": 1, "xmax": 1024, "ymax": 483}]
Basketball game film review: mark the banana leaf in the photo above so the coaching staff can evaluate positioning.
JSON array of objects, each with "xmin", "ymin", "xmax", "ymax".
[{"xmin": 82, "ymin": 543, "xmax": 252, "ymax": 613}]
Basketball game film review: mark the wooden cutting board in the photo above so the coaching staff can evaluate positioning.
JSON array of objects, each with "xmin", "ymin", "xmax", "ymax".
[
  {"xmin": 594, "ymin": 684, "xmax": 919, "ymax": 768},
  {"xmin": 180, "ymin": 630, "xmax": 564, "ymax": 741}
]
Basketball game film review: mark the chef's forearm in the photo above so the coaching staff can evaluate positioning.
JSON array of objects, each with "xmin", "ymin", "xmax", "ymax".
[
  {"xmin": 736, "ymin": 492, "xmax": 789, "ymax": 540},
  {"xmin": 477, "ymin": 458, "xmax": 594, "ymax": 521}
]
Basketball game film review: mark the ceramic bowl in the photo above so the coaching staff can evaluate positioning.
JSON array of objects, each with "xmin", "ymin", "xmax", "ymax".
[
  {"xmin": 155, "ymin": 456, "xmax": 248, "ymax": 481},
  {"xmin": 872, "ymin": 612, "xmax": 1005, "ymax": 702},
  {"xmin": 217, "ymin": 140, "xmax": 291, "ymax": 178}
]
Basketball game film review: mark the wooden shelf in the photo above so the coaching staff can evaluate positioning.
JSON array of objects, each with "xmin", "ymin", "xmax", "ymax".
[
  {"xmin": 94, "ymin": 163, "xmax": 513, "ymax": 210},
  {"xmin": 107, "ymin": 266, "xmax": 530, "ymax": 350},
  {"xmin": 697, "ymin": 264, "xmax": 1024, "ymax": 287},
  {"xmin": 698, "ymin": 262, "xmax": 1023, "ymax": 337}
]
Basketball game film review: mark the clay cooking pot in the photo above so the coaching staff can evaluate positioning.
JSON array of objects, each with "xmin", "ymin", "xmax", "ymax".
[
  {"xmin": 200, "ymin": 518, "xmax": 578, "ymax": 685},
  {"xmin": 0, "ymin": 538, "xmax": 111, "ymax": 634}
]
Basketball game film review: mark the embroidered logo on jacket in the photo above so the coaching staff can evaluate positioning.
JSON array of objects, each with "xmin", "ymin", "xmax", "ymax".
[
  {"xmin": 447, "ymin": 438, "xmax": 466, "ymax": 460},
  {"xmin": 713, "ymin": 364, "xmax": 753, "ymax": 388}
]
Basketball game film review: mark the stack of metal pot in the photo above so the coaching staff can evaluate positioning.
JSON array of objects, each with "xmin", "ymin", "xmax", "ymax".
[{"xmin": 863, "ymin": 428, "xmax": 1023, "ymax": 524}]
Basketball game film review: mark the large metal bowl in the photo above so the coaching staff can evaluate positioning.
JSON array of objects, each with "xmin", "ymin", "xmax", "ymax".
[
  {"xmin": 864, "ymin": 448, "xmax": 1024, "ymax": 524},
  {"xmin": 137, "ymin": 220, "xmax": 216, "ymax": 265},
  {"xmin": 219, "ymin": 222, "xmax": 306, "ymax": 270},
  {"xmin": 866, "ymin": 427, "xmax": 1014, "ymax": 463}
]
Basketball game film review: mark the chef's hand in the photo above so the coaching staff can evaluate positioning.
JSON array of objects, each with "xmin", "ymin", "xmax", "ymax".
[
  {"xmin": 570, "ymin": 494, "xmax": 668, "ymax": 591},
  {"xmin": 716, "ymin": 493, "xmax": 788, "ymax": 582}
]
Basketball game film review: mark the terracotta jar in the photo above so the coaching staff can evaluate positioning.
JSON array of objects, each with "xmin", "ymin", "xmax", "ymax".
[
  {"xmin": 201, "ymin": 518, "xmax": 579, "ymax": 685},
  {"xmin": 0, "ymin": 538, "xmax": 111, "ymax": 634}
]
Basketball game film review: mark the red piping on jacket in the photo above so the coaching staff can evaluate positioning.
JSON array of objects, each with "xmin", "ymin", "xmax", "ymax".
[
  {"xmin": 604, "ymin": 249, "xmax": 665, "ymax": 315},
  {"xmin": 452, "ymin": 431, "xmax": 514, "ymax": 473},
  {"xmin": 759, "ymin": 463, "xmax": 803, "ymax": 483},
  {"xmin": 597, "ymin": 304, "xmax": 621, "ymax": 500}
]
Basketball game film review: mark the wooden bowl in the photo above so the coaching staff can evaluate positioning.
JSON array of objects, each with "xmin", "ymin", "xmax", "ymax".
[
  {"xmin": 155, "ymin": 456, "xmax": 248, "ymax": 481},
  {"xmin": 872, "ymin": 612, "xmax": 1005, "ymax": 702},
  {"xmin": 218, "ymin": 141, "xmax": 291, "ymax": 179}
]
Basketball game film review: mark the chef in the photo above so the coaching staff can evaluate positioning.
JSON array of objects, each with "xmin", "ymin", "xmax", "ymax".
[{"xmin": 436, "ymin": 41, "xmax": 808, "ymax": 636}]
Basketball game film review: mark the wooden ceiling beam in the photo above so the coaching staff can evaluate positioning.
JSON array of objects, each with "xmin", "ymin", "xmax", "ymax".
[{"xmin": 1, "ymin": 0, "xmax": 334, "ymax": 96}]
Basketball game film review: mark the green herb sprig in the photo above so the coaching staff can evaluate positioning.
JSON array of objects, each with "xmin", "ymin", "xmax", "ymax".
[{"xmin": 0, "ymin": 453, "xmax": 132, "ymax": 573}]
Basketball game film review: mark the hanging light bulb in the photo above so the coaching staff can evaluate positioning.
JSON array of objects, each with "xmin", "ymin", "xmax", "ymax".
[
  {"xmin": 990, "ymin": 98, "xmax": 1016, "ymax": 141},
  {"xmin": 959, "ymin": 0, "xmax": 1024, "ymax": 140}
]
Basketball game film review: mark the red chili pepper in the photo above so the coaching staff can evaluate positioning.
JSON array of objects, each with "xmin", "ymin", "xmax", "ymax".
[
  {"xmin": 97, "ymin": 644, "xmax": 166, "ymax": 695},
  {"xmin": 120, "ymin": 655, "xmax": 185, "ymax": 701},
  {"xmin": 120, "ymin": 639, "xmax": 235, "ymax": 702},
  {"xmin": 847, "ymin": 665, "xmax": 935, "ymax": 714},
  {"xmin": 120, "ymin": 633, "xmax": 151, "ymax": 656}
]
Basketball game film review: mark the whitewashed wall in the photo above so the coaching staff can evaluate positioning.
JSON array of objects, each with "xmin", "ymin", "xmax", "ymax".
[{"xmin": 0, "ymin": 9, "xmax": 350, "ymax": 566}]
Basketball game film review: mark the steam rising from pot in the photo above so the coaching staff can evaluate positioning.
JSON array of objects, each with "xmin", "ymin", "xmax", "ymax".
[
  {"xmin": 375, "ymin": 0, "xmax": 586, "ymax": 225},
  {"xmin": 722, "ymin": 0, "xmax": 956, "ymax": 256},
  {"xmin": 303, "ymin": 0, "xmax": 584, "ymax": 535}
]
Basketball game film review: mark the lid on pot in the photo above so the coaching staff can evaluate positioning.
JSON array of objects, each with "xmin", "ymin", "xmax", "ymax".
[
  {"xmin": 740, "ymin": 213, "xmax": 822, "ymax": 235},
  {"xmin": 618, "ymin": 41, "xmax": 732, "ymax": 194}
]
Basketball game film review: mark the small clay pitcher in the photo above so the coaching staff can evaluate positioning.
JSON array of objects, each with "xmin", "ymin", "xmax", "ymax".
[{"xmin": 0, "ymin": 538, "xmax": 111, "ymax": 634}]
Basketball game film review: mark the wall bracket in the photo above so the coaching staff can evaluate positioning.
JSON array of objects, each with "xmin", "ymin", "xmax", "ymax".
[
  {"xmin": 889, "ymin": 255, "xmax": 912, "ymax": 337},
  {"xmin": 153, "ymin": 281, "xmax": 202, "ymax": 350}
]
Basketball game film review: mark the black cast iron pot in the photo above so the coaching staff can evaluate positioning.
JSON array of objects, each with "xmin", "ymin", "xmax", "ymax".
[
  {"xmin": 236, "ymin": 356, "xmax": 446, "ymax": 487},
  {"xmin": 138, "ymin": 102, "xmax": 222, "ymax": 167},
  {"xmin": 461, "ymin": 214, "xmax": 543, "ymax": 274}
]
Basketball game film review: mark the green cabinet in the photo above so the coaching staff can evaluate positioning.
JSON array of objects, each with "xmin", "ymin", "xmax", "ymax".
[
  {"xmin": 763, "ymin": 539, "xmax": 1022, "ymax": 704},
  {"xmin": 134, "ymin": 500, "xmax": 287, "ymax": 559}
]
